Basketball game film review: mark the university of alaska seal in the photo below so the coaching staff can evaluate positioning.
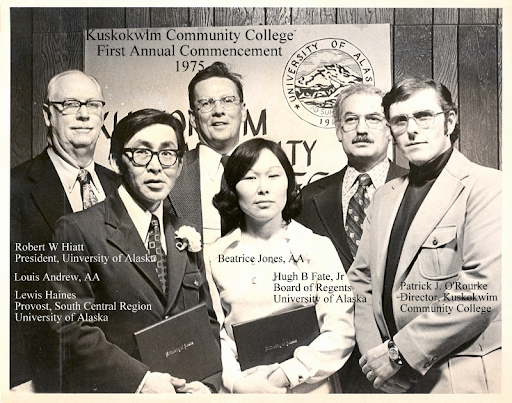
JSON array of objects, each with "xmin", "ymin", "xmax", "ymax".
[{"xmin": 283, "ymin": 38, "xmax": 375, "ymax": 129}]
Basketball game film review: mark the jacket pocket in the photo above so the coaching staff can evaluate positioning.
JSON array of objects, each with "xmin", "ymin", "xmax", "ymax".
[
  {"xmin": 418, "ymin": 225, "xmax": 462, "ymax": 280},
  {"xmin": 182, "ymin": 271, "xmax": 204, "ymax": 307}
]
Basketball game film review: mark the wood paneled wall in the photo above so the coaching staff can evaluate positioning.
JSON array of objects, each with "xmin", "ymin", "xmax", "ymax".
[{"xmin": 11, "ymin": 7, "xmax": 502, "ymax": 170}]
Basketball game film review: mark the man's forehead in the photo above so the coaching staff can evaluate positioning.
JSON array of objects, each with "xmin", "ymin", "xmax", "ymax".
[
  {"xmin": 124, "ymin": 125, "xmax": 178, "ymax": 148},
  {"xmin": 193, "ymin": 77, "xmax": 237, "ymax": 97},
  {"xmin": 51, "ymin": 74, "xmax": 101, "ymax": 98},
  {"xmin": 389, "ymin": 88, "xmax": 440, "ymax": 114},
  {"xmin": 341, "ymin": 92, "xmax": 384, "ymax": 115}
]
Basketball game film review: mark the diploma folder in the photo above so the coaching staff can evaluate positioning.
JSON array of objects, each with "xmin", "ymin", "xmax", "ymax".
[
  {"xmin": 232, "ymin": 305, "xmax": 320, "ymax": 371},
  {"xmin": 134, "ymin": 303, "xmax": 221, "ymax": 382}
]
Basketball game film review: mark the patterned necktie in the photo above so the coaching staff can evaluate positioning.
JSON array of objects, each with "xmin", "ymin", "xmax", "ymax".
[
  {"xmin": 345, "ymin": 173, "xmax": 372, "ymax": 258},
  {"xmin": 147, "ymin": 214, "xmax": 168, "ymax": 295},
  {"xmin": 78, "ymin": 168, "xmax": 98, "ymax": 210}
]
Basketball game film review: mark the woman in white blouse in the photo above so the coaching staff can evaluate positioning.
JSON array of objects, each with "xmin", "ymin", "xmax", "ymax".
[{"xmin": 209, "ymin": 138, "xmax": 355, "ymax": 393}]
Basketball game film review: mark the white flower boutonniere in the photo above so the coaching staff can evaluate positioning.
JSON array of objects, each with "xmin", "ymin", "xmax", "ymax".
[{"xmin": 175, "ymin": 226, "xmax": 202, "ymax": 252}]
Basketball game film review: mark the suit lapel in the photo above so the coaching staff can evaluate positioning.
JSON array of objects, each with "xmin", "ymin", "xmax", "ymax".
[
  {"xmin": 373, "ymin": 178, "xmax": 409, "ymax": 303},
  {"xmin": 386, "ymin": 161, "xmax": 409, "ymax": 181},
  {"xmin": 29, "ymin": 151, "xmax": 73, "ymax": 231},
  {"xmin": 312, "ymin": 170, "xmax": 353, "ymax": 266},
  {"xmin": 95, "ymin": 165, "xmax": 118, "ymax": 196},
  {"xmin": 393, "ymin": 150, "xmax": 468, "ymax": 287},
  {"xmin": 163, "ymin": 214, "xmax": 188, "ymax": 312},
  {"xmin": 105, "ymin": 192, "xmax": 167, "ymax": 301},
  {"xmin": 167, "ymin": 148, "xmax": 202, "ymax": 231}
]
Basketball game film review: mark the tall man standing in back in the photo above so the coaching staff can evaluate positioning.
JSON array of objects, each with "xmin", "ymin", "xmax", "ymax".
[
  {"xmin": 166, "ymin": 62, "xmax": 247, "ymax": 246},
  {"xmin": 10, "ymin": 70, "xmax": 118, "ymax": 390},
  {"xmin": 349, "ymin": 77, "xmax": 501, "ymax": 393},
  {"xmin": 296, "ymin": 84, "xmax": 408, "ymax": 393}
]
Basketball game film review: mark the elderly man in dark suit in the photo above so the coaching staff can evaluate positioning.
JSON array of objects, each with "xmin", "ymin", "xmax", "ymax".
[
  {"xmin": 349, "ymin": 77, "xmax": 501, "ymax": 394},
  {"xmin": 166, "ymin": 61, "xmax": 246, "ymax": 247},
  {"xmin": 10, "ymin": 70, "xmax": 118, "ymax": 390},
  {"xmin": 45, "ymin": 109, "xmax": 220, "ymax": 393}
]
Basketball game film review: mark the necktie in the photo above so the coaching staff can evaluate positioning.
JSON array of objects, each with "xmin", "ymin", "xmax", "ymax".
[
  {"xmin": 220, "ymin": 155, "xmax": 230, "ymax": 236},
  {"xmin": 147, "ymin": 214, "xmax": 168, "ymax": 295},
  {"xmin": 345, "ymin": 173, "xmax": 372, "ymax": 258},
  {"xmin": 220, "ymin": 154, "xmax": 229, "ymax": 169},
  {"xmin": 78, "ymin": 169, "xmax": 98, "ymax": 210}
]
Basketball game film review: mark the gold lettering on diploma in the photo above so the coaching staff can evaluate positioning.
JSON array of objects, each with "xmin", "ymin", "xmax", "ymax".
[
  {"xmin": 264, "ymin": 339, "xmax": 298, "ymax": 352},
  {"xmin": 165, "ymin": 341, "xmax": 195, "ymax": 358}
]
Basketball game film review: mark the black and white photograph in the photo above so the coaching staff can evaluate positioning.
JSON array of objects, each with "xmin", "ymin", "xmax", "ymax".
[{"xmin": 3, "ymin": 0, "xmax": 508, "ymax": 401}]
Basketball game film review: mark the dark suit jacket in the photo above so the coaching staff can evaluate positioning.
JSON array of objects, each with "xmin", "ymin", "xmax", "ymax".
[
  {"xmin": 166, "ymin": 148, "xmax": 203, "ymax": 235},
  {"xmin": 10, "ymin": 149, "xmax": 118, "ymax": 389},
  {"xmin": 45, "ymin": 190, "xmax": 221, "ymax": 393},
  {"xmin": 296, "ymin": 161, "xmax": 408, "ymax": 272}
]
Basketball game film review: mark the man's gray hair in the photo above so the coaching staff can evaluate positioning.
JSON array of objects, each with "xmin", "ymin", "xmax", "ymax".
[
  {"xmin": 332, "ymin": 84, "xmax": 385, "ymax": 132},
  {"xmin": 45, "ymin": 70, "xmax": 103, "ymax": 102}
]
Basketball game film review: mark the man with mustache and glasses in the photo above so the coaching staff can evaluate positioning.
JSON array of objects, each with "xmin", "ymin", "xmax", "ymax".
[
  {"xmin": 349, "ymin": 77, "xmax": 501, "ymax": 393},
  {"xmin": 296, "ymin": 84, "xmax": 408, "ymax": 393},
  {"xmin": 10, "ymin": 70, "xmax": 118, "ymax": 391}
]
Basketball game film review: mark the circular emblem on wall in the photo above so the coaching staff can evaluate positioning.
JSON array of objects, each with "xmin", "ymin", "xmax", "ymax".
[{"xmin": 283, "ymin": 38, "xmax": 375, "ymax": 129}]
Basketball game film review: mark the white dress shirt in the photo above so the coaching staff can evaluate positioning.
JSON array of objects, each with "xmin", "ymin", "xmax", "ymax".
[
  {"xmin": 47, "ymin": 147, "xmax": 106, "ymax": 212},
  {"xmin": 341, "ymin": 158, "xmax": 389, "ymax": 224},
  {"xmin": 118, "ymin": 184, "xmax": 166, "ymax": 253},
  {"xmin": 199, "ymin": 144, "xmax": 231, "ymax": 246}
]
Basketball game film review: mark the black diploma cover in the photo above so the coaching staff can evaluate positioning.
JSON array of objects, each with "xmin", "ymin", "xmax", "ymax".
[
  {"xmin": 134, "ymin": 303, "xmax": 221, "ymax": 382},
  {"xmin": 232, "ymin": 305, "xmax": 320, "ymax": 371}
]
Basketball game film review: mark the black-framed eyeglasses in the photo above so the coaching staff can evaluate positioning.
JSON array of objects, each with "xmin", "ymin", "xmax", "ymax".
[
  {"xmin": 123, "ymin": 148, "xmax": 182, "ymax": 167},
  {"xmin": 341, "ymin": 114, "xmax": 387, "ymax": 132},
  {"xmin": 195, "ymin": 95, "xmax": 240, "ymax": 113},
  {"xmin": 389, "ymin": 110, "xmax": 445, "ymax": 134},
  {"xmin": 47, "ymin": 99, "xmax": 105, "ymax": 115}
]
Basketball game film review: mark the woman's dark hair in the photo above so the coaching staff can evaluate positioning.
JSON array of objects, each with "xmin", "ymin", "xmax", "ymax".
[
  {"xmin": 110, "ymin": 108, "xmax": 185, "ymax": 166},
  {"xmin": 213, "ymin": 138, "xmax": 302, "ymax": 233}
]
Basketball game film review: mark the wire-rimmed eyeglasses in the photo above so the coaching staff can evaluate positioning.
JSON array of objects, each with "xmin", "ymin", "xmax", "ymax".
[
  {"xmin": 341, "ymin": 114, "xmax": 387, "ymax": 132},
  {"xmin": 195, "ymin": 95, "xmax": 240, "ymax": 113},
  {"xmin": 389, "ymin": 110, "xmax": 445, "ymax": 134}
]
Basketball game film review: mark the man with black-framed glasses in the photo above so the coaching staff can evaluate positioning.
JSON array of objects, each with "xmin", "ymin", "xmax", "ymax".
[
  {"xmin": 349, "ymin": 77, "xmax": 501, "ymax": 393},
  {"xmin": 10, "ymin": 70, "xmax": 118, "ymax": 391},
  {"xmin": 44, "ymin": 109, "xmax": 221, "ymax": 393},
  {"xmin": 166, "ymin": 61, "xmax": 247, "ymax": 246}
]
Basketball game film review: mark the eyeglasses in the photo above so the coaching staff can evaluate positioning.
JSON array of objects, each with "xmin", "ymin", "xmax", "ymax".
[
  {"xmin": 341, "ymin": 114, "xmax": 386, "ymax": 132},
  {"xmin": 123, "ymin": 148, "xmax": 182, "ymax": 168},
  {"xmin": 195, "ymin": 95, "xmax": 240, "ymax": 113},
  {"xmin": 389, "ymin": 110, "xmax": 445, "ymax": 134},
  {"xmin": 47, "ymin": 99, "xmax": 105, "ymax": 115}
]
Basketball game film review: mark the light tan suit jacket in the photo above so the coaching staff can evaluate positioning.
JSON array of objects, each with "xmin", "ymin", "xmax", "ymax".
[{"xmin": 348, "ymin": 148, "xmax": 501, "ymax": 393}]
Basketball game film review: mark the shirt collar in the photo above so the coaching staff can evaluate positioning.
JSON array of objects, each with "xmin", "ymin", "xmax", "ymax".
[
  {"xmin": 47, "ymin": 147, "xmax": 99, "ymax": 192},
  {"xmin": 210, "ymin": 220, "xmax": 309, "ymax": 255},
  {"xmin": 344, "ymin": 158, "xmax": 390, "ymax": 190},
  {"xmin": 199, "ymin": 144, "xmax": 223, "ymax": 180},
  {"xmin": 199, "ymin": 143, "xmax": 235, "ymax": 180},
  {"xmin": 118, "ymin": 184, "xmax": 164, "ymax": 243}
]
